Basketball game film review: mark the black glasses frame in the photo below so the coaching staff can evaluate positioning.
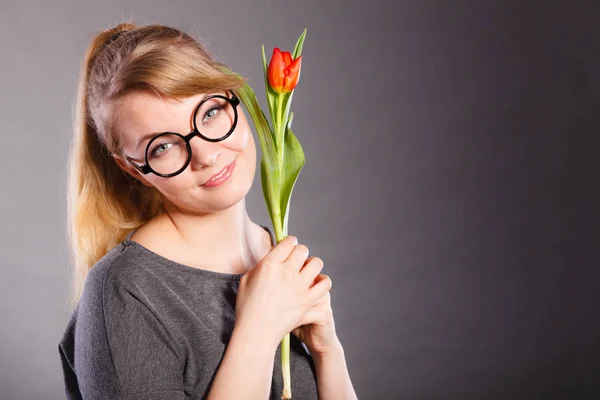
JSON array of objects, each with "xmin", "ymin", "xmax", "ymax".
[{"xmin": 125, "ymin": 90, "xmax": 240, "ymax": 178}]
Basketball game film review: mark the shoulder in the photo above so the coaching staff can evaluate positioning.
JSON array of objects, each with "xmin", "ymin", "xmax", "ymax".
[
  {"xmin": 57, "ymin": 242, "xmax": 139, "ymax": 396},
  {"xmin": 59, "ymin": 243, "xmax": 186, "ymax": 397},
  {"xmin": 61, "ymin": 242, "xmax": 142, "ymax": 336},
  {"xmin": 65, "ymin": 240, "xmax": 160, "ymax": 343},
  {"xmin": 79, "ymin": 243, "xmax": 139, "ymax": 308}
]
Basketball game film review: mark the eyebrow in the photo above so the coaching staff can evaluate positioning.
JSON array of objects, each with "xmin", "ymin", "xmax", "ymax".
[
  {"xmin": 133, "ymin": 93, "xmax": 214, "ymax": 150},
  {"xmin": 134, "ymin": 132, "xmax": 160, "ymax": 151}
]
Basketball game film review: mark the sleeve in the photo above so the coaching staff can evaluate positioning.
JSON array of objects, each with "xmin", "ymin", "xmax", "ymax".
[
  {"xmin": 58, "ymin": 310, "xmax": 84, "ymax": 400},
  {"xmin": 72, "ymin": 262, "xmax": 188, "ymax": 400}
]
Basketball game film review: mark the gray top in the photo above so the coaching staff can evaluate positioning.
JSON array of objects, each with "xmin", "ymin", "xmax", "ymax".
[{"xmin": 58, "ymin": 225, "xmax": 318, "ymax": 399}]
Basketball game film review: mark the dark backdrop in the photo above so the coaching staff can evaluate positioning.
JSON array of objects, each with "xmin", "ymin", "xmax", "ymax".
[{"xmin": 0, "ymin": 1, "xmax": 598, "ymax": 398}]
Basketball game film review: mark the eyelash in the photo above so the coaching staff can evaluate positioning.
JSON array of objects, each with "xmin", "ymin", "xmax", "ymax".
[{"xmin": 202, "ymin": 104, "xmax": 223, "ymax": 123}]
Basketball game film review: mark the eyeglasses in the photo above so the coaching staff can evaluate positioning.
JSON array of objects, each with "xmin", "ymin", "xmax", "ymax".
[{"xmin": 124, "ymin": 90, "xmax": 240, "ymax": 178}]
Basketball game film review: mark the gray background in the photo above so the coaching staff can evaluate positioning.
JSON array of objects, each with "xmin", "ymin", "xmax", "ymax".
[{"xmin": 1, "ymin": 0, "xmax": 599, "ymax": 399}]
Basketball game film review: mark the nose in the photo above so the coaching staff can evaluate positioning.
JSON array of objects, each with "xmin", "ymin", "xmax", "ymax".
[{"xmin": 188, "ymin": 134, "xmax": 223, "ymax": 170}]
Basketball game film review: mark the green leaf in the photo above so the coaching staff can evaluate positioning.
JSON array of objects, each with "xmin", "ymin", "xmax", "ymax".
[
  {"xmin": 261, "ymin": 44, "xmax": 269, "ymax": 79},
  {"xmin": 279, "ymin": 116, "xmax": 305, "ymax": 236},
  {"xmin": 260, "ymin": 160, "xmax": 274, "ymax": 231},
  {"xmin": 262, "ymin": 44, "xmax": 278, "ymax": 131},
  {"xmin": 292, "ymin": 28, "xmax": 307, "ymax": 60},
  {"xmin": 282, "ymin": 90, "xmax": 294, "ymax": 131},
  {"xmin": 236, "ymin": 80, "xmax": 277, "ymax": 162},
  {"xmin": 227, "ymin": 70, "xmax": 282, "ymax": 228}
]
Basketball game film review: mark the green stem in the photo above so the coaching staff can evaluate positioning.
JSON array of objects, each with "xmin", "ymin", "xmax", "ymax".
[
  {"xmin": 276, "ymin": 92, "xmax": 285, "ymax": 164},
  {"xmin": 282, "ymin": 333, "xmax": 291, "ymax": 398},
  {"xmin": 275, "ymin": 91, "xmax": 292, "ymax": 399}
]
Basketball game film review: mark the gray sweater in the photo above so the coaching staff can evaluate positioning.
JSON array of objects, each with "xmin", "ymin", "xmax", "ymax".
[{"xmin": 58, "ymin": 225, "xmax": 318, "ymax": 399}]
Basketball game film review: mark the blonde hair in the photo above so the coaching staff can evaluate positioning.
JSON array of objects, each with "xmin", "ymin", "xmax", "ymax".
[{"xmin": 65, "ymin": 21, "xmax": 247, "ymax": 312}]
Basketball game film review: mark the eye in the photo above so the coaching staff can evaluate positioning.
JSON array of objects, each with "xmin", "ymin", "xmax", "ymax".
[
  {"xmin": 150, "ymin": 141, "xmax": 172, "ymax": 158},
  {"xmin": 202, "ymin": 105, "xmax": 224, "ymax": 124}
]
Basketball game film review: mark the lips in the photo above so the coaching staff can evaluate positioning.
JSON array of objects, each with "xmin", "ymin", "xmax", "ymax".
[{"xmin": 202, "ymin": 159, "xmax": 235, "ymax": 185}]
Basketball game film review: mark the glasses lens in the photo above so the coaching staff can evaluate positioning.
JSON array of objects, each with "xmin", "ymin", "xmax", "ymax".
[
  {"xmin": 146, "ymin": 133, "xmax": 189, "ymax": 175},
  {"xmin": 194, "ymin": 96, "xmax": 236, "ymax": 140}
]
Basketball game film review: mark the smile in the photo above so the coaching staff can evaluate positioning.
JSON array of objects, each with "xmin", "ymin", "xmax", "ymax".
[{"xmin": 201, "ymin": 158, "xmax": 236, "ymax": 187}]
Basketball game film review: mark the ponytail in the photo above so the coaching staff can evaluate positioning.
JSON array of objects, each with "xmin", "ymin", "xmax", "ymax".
[{"xmin": 64, "ymin": 22, "xmax": 162, "ymax": 313}]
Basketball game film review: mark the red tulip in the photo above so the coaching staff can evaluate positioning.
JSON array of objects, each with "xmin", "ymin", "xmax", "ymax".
[{"xmin": 267, "ymin": 47, "xmax": 302, "ymax": 94}]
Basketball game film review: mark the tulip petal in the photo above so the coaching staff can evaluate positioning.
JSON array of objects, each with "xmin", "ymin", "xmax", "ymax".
[
  {"xmin": 288, "ymin": 56, "xmax": 302, "ymax": 90},
  {"xmin": 282, "ymin": 51, "xmax": 293, "ymax": 67},
  {"xmin": 268, "ymin": 48, "xmax": 286, "ymax": 93},
  {"xmin": 288, "ymin": 55, "xmax": 302, "ymax": 76}
]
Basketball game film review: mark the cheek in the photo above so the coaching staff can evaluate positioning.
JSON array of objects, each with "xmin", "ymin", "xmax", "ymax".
[
  {"xmin": 146, "ymin": 174, "xmax": 192, "ymax": 198},
  {"xmin": 218, "ymin": 119, "xmax": 257, "ymax": 189},
  {"xmin": 236, "ymin": 124, "xmax": 256, "ymax": 173},
  {"xmin": 228, "ymin": 118, "xmax": 251, "ymax": 152},
  {"xmin": 225, "ymin": 117, "xmax": 256, "ymax": 169}
]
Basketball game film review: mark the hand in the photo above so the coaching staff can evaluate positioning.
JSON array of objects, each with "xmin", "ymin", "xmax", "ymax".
[
  {"xmin": 292, "ymin": 271, "xmax": 340, "ymax": 357},
  {"xmin": 235, "ymin": 235, "xmax": 332, "ymax": 351}
]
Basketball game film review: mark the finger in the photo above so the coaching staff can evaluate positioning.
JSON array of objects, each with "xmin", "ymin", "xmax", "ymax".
[
  {"xmin": 309, "ymin": 276, "xmax": 330, "ymax": 306},
  {"xmin": 298, "ymin": 301, "xmax": 331, "ymax": 326},
  {"xmin": 266, "ymin": 235, "xmax": 298, "ymax": 262},
  {"xmin": 297, "ymin": 307, "xmax": 321, "ymax": 326},
  {"xmin": 309, "ymin": 273, "xmax": 329, "ymax": 290},
  {"xmin": 308, "ymin": 274, "xmax": 332, "ymax": 305},
  {"xmin": 300, "ymin": 257, "xmax": 324, "ymax": 286},
  {"xmin": 310, "ymin": 287, "xmax": 330, "ymax": 307},
  {"xmin": 284, "ymin": 243, "xmax": 311, "ymax": 273}
]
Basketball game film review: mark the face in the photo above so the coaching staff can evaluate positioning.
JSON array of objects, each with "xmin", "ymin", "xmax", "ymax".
[{"xmin": 111, "ymin": 90, "xmax": 256, "ymax": 214}]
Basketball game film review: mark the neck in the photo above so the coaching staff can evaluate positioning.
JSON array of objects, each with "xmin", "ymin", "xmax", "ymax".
[{"xmin": 155, "ymin": 197, "xmax": 268, "ymax": 273}]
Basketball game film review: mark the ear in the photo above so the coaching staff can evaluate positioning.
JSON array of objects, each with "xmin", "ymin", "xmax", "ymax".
[{"xmin": 111, "ymin": 154, "xmax": 154, "ymax": 188}]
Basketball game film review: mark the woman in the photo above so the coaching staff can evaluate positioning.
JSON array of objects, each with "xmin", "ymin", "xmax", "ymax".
[{"xmin": 58, "ymin": 22, "xmax": 358, "ymax": 399}]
